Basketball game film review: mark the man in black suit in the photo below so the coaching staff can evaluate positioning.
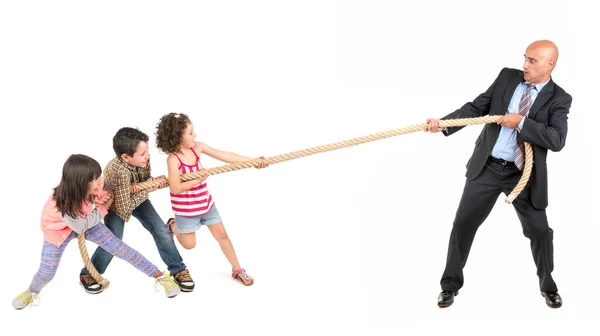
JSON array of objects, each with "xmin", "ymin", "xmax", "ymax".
[{"xmin": 424, "ymin": 40, "xmax": 571, "ymax": 308}]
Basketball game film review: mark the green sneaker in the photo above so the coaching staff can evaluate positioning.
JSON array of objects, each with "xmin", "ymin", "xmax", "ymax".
[
  {"xmin": 12, "ymin": 288, "xmax": 39, "ymax": 310},
  {"xmin": 155, "ymin": 272, "xmax": 181, "ymax": 298}
]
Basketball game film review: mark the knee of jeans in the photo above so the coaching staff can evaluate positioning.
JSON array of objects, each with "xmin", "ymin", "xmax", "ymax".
[
  {"xmin": 112, "ymin": 228, "xmax": 125, "ymax": 239},
  {"xmin": 153, "ymin": 229, "xmax": 177, "ymax": 246}
]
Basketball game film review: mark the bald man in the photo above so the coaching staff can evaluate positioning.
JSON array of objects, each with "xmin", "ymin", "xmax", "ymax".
[{"xmin": 424, "ymin": 40, "xmax": 571, "ymax": 308}]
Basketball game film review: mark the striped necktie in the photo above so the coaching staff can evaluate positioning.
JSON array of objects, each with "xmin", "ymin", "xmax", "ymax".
[{"xmin": 514, "ymin": 83, "xmax": 535, "ymax": 170}]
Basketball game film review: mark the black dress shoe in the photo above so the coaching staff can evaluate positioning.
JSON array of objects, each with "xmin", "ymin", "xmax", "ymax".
[
  {"xmin": 437, "ymin": 290, "xmax": 458, "ymax": 308},
  {"xmin": 541, "ymin": 291, "xmax": 562, "ymax": 308}
]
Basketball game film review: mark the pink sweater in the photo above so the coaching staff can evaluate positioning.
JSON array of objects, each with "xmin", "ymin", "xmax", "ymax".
[{"xmin": 41, "ymin": 187, "xmax": 108, "ymax": 248}]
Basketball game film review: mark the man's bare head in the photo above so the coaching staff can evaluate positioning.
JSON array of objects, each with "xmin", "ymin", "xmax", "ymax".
[{"xmin": 523, "ymin": 40, "xmax": 559, "ymax": 84}]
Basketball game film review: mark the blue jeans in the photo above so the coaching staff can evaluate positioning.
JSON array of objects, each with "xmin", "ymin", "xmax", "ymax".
[{"xmin": 80, "ymin": 200, "xmax": 186, "ymax": 276}]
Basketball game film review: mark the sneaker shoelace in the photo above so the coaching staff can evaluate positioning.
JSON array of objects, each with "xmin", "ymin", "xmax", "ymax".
[
  {"xmin": 31, "ymin": 293, "xmax": 40, "ymax": 307},
  {"xmin": 176, "ymin": 269, "xmax": 192, "ymax": 282},
  {"xmin": 16, "ymin": 290, "xmax": 40, "ymax": 308},
  {"xmin": 82, "ymin": 275, "xmax": 98, "ymax": 285},
  {"xmin": 155, "ymin": 273, "xmax": 178, "ymax": 293}
]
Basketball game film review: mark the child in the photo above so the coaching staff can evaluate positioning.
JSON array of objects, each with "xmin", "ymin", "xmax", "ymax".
[
  {"xmin": 12, "ymin": 154, "xmax": 180, "ymax": 310},
  {"xmin": 155, "ymin": 112, "xmax": 268, "ymax": 286},
  {"xmin": 78, "ymin": 127, "xmax": 195, "ymax": 294}
]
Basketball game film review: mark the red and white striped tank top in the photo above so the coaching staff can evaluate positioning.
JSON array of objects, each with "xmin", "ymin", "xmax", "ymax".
[{"xmin": 170, "ymin": 148, "xmax": 214, "ymax": 217}]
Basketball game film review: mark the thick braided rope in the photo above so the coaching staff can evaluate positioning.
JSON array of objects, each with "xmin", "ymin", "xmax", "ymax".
[
  {"xmin": 81, "ymin": 115, "xmax": 533, "ymax": 285},
  {"xmin": 77, "ymin": 234, "xmax": 110, "ymax": 289},
  {"xmin": 506, "ymin": 134, "xmax": 533, "ymax": 203},
  {"xmin": 135, "ymin": 116, "xmax": 532, "ymax": 202},
  {"xmin": 77, "ymin": 193, "xmax": 113, "ymax": 290}
]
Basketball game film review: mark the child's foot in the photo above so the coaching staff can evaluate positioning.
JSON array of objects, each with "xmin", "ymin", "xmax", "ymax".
[
  {"xmin": 79, "ymin": 274, "xmax": 103, "ymax": 294},
  {"xmin": 12, "ymin": 289, "xmax": 39, "ymax": 310},
  {"xmin": 173, "ymin": 269, "xmax": 195, "ymax": 292},
  {"xmin": 232, "ymin": 268, "xmax": 254, "ymax": 286},
  {"xmin": 155, "ymin": 272, "xmax": 181, "ymax": 298}
]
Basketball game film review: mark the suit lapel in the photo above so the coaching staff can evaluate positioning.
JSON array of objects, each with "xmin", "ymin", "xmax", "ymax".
[
  {"xmin": 528, "ymin": 80, "xmax": 555, "ymax": 119},
  {"xmin": 501, "ymin": 72, "xmax": 524, "ymax": 114}
]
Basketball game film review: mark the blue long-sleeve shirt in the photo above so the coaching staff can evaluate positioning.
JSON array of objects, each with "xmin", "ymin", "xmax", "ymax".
[{"xmin": 490, "ymin": 79, "xmax": 549, "ymax": 161}]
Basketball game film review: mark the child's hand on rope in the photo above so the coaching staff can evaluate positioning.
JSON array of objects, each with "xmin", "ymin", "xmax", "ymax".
[
  {"xmin": 146, "ymin": 176, "xmax": 167, "ymax": 192},
  {"xmin": 147, "ymin": 180, "xmax": 159, "ymax": 193},
  {"xmin": 131, "ymin": 183, "xmax": 142, "ymax": 193},
  {"xmin": 94, "ymin": 191, "xmax": 112, "ymax": 206},
  {"xmin": 97, "ymin": 192, "xmax": 114, "ymax": 209},
  {"xmin": 193, "ymin": 170, "xmax": 209, "ymax": 184},
  {"xmin": 154, "ymin": 175, "xmax": 169, "ymax": 189},
  {"xmin": 104, "ymin": 193, "xmax": 114, "ymax": 209},
  {"xmin": 255, "ymin": 156, "xmax": 269, "ymax": 169}
]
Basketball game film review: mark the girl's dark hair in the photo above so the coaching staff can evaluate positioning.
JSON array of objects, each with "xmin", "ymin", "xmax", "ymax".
[
  {"xmin": 54, "ymin": 154, "xmax": 102, "ymax": 218},
  {"xmin": 155, "ymin": 112, "xmax": 191, "ymax": 154}
]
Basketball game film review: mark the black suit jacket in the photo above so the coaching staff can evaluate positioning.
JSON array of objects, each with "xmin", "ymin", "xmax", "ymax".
[{"xmin": 441, "ymin": 67, "xmax": 572, "ymax": 209}]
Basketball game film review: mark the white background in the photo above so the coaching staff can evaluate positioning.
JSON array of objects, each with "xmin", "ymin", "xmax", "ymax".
[{"xmin": 0, "ymin": 1, "xmax": 597, "ymax": 335}]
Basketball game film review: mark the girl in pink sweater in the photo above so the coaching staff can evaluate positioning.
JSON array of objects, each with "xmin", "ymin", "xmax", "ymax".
[{"xmin": 12, "ymin": 154, "xmax": 180, "ymax": 310}]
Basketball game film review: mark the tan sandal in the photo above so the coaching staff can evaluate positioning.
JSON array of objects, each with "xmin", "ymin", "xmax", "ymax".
[{"xmin": 232, "ymin": 268, "xmax": 254, "ymax": 286}]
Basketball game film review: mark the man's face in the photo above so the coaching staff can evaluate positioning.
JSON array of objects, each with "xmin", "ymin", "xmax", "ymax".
[{"xmin": 523, "ymin": 46, "xmax": 553, "ymax": 84}]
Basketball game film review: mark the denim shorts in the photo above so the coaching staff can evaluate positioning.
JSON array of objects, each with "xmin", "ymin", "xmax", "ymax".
[{"xmin": 174, "ymin": 204, "xmax": 222, "ymax": 234}]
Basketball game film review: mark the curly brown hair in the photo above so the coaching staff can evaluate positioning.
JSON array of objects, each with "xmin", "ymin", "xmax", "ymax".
[{"xmin": 155, "ymin": 112, "xmax": 192, "ymax": 154}]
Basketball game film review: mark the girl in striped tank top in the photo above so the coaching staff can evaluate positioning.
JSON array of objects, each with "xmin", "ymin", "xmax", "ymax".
[{"xmin": 156, "ymin": 112, "xmax": 268, "ymax": 286}]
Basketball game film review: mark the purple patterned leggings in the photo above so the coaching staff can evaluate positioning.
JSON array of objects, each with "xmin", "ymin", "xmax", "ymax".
[{"xmin": 29, "ymin": 223, "xmax": 159, "ymax": 293}]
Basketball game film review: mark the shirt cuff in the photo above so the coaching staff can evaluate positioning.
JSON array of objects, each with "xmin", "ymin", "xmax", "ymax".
[{"xmin": 518, "ymin": 117, "xmax": 526, "ymax": 130}]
